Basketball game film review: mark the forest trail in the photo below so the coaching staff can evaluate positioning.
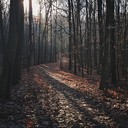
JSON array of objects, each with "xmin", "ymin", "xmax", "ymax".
[{"xmin": 0, "ymin": 63, "xmax": 128, "ymax": 128}]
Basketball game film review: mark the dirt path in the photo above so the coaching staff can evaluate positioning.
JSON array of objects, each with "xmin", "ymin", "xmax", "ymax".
[
  {"xmin": 34, "ymin": 64, "xmax": 128, "ymax": 128},
  {"xmin": 0, "ymin": 63, "xmax": 128, "ymax": 128}
]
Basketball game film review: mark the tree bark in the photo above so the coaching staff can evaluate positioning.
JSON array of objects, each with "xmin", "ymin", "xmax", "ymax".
[{"xmin": 0, "ymin": 0, "xmax": 24, "ymax": 99}]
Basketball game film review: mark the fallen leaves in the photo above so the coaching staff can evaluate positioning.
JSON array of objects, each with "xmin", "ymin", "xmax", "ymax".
[{"xmin": 0, "ymin": 63, "xmax": 128, "ymax": 127}]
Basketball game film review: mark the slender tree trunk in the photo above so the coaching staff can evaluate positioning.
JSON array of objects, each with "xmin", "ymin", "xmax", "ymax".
[
  {"xmin": 27, "ymin": 0, "xmax": 33, "ymax": 71},
  {"xmin": 97, "ymin": 0, "xmax": 103, "ymax": 73},
  {"xmin": 13, "ymin": 0, "xmax": 24, "ymax": 84},
  {"xmin": 44, "ymin": 15, "xmax": 48, "ymax": 64},
  {"xmin": 50, "ymin": 5, "xmax": 53, "ymax": 62},
  {"xmin": 0, "ymin": 0, "xmax": 7, "ymax": 63},
  {"xmin": 93, "ymin": 0, "xmax": 97, "ymax": 69},
  {"xmin": 116, "ymin": 0, "xmax": 120, "ymax": 81},
  {"xmin": 100, "ymin": 0, "xmax": 110, "ymax": 89},
  {"xmin": 68, "ymin": 0, "xmax": 72, "ymax": 70},
  {"xmin": 60, "ymin": 19, "xmax": 63, "ymax": 69},
  {"xmin": 85, "ymin": 0, "xmax": 89, "ymax": 74},
  {"xmin": 71, "ymin": 0, "xmax": 77, "ymax": 75},
  {"xmin": 54, "ymin": 0, "xmax": 57, "ymax": 62},
  {"xmin": 37, "ymin": 6, "xmax": 41, "ymax": 64},
  {"xmin": 110, "ymin": 0, "xmax": 117, "ymax": 86},
  {"xmin": 89, "ymin": 2, "xmax": 92, "ymax": 75}
]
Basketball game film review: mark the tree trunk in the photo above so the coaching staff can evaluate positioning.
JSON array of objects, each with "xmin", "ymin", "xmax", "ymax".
[
  {"xmin": 0, "ymin": 0, "xmax": 24, "ymax": 99},
  {"xmin": 71, "ymin": 0, "xmax": 77, "ymax": 75},
  {"xmin": 27, "ymin": 0, "xmax": 33, "ymax": 71},
  {"xmin": 68, "ymin": 0, "xmax": 72, "ymax": 70},
  {"xmin": 100, "ymin": 0, "xmax": 110, "ymax": 89},
  {"xmin": 110, "ymin": 0, "xmax": 117, "ymax": 86},
  {"xmin": 97, "ymin": 0, "xmax": 103, "ymax": 73}
]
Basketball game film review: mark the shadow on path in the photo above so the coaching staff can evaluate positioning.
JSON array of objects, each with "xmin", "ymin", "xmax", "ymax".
[{"xmin": 35, "ymin": 65, "xmax": 127, "ymax": 128}]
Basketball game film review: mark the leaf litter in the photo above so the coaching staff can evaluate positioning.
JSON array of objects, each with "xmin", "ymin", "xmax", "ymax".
[{"xmin": 0, "ymin": 63, "xmax": 128, "ymax": 127}]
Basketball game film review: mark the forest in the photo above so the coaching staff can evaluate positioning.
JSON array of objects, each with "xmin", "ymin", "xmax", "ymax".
[{"xmin": 0, "ymin": 0, "xmax": 128, "ymax": 127}]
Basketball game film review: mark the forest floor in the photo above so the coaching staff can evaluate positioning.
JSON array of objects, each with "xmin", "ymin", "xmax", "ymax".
[{"xmin": 0, "ymin": 63, "xmax": 128, "ymax": 128}]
